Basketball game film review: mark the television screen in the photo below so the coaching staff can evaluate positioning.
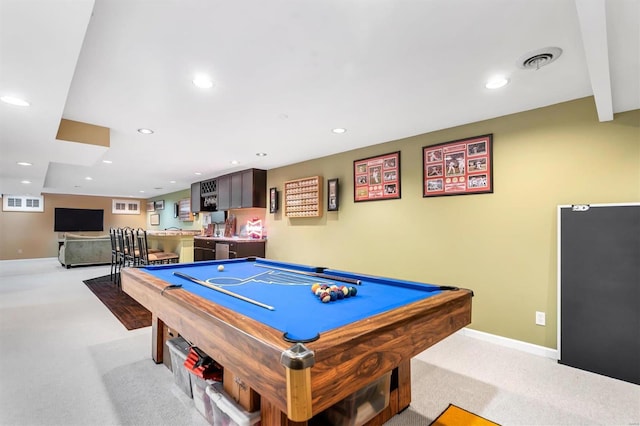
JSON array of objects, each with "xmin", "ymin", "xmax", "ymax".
[{"xmin": 54, "ymin": 208, "xmax": 104, "ymax": 232}]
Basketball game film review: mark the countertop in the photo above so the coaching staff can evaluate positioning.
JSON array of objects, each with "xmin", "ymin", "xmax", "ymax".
[
  {"xmin": 146, "ymin": 230, "xmax": 202, "ymax": 236},
  {"xmin": 194, "ymin": 236, "xmax": 266, "ymax": 243}
]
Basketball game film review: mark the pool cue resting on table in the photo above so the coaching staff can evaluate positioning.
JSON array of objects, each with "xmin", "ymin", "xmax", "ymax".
[
  {"xmin": 173, "ymin": 272, "xmax": 275, "ymax": 311},
  {"xmin": 255, "ymin": 263, "xmax": 362, "ymax": 285}
]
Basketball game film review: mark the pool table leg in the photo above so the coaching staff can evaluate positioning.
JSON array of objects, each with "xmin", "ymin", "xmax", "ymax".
[
  {"xmin": 151, "ymin": 313, "xmax": 165, "ymax": 364},
  {"xmin": 261, "ymin": 398, "xmax": 307, "ymax": 426},
  {"xmin": 397, "ymin": 359, "xmax": 412, "ymax": 410},
  {"xmin": 259, "ymin": 360, "xmax": 412, "ymax": 426}
]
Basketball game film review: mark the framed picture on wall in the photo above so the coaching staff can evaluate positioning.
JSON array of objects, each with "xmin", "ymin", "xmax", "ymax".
[
  {"xmin": 353, "ymin": 151, "xmax": 401, "ymax": 202},
  {"xmin": 150, "ymin": 213, "xmax": 160, "ymax": 226},
  {"xmin": 154, "ymin": 200, "xmax": 165, "ymax": 210},
  {"xmin": 146, "ymin": 201, "xmax": 155, "ymax": 212},
  {"xmin": 423, "ymin": 134, "xmax": 493, "ymax": 197},
  {"xmin": 269, "ymin": 187, "xmax": 279, "ymax": 213},
  {"xmin": 328, "ymin": 178, "xmax": 339, "ymax": 211}
]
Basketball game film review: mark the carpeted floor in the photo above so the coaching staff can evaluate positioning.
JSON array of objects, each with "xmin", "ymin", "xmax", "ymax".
[
  {"xmin": 83, "ymin": 275, "xmax": 151, "ymax": 330},
  {"xmin": 2, "ymin": 259, "xmax": 639, "ymax": 426}
]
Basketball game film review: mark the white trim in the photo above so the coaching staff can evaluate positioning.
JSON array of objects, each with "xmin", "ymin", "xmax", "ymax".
[
  {"xmin": 0, "ymin": 256, "xmax": 58, "ymax": 263},
  {"xmin": 458, "ymin": 328, "xmax": 558, "ymax": 360}
]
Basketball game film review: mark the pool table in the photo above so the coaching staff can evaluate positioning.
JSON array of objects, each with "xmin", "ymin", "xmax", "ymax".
[{"xmin": 121, "ymin": 257, "xmax": 472, "ymax": 425}]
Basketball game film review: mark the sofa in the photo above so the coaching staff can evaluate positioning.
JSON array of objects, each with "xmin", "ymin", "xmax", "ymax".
[{"xmin": 58, "ymin": 233, "xmax": 112, "ymax": 268}]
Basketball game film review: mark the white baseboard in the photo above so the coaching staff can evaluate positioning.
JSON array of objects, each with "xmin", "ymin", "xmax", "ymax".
[
  {"xmin": 0, "ymin": 256, "xmax": 57, "ymax": 263},
  {"xmin": 459, "ymin": 328, "xmax": 559, "ymax": 360}
]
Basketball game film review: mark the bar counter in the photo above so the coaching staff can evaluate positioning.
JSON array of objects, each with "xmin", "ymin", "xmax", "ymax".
[{"xmin": 146, "ymin": 230, "xmax": 201, "ymax": 263}]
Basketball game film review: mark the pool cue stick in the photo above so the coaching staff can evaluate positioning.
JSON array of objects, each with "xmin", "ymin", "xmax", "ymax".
[
  {"xmin": 173, "ymin": 272, "xmax": 275, "ymax": 311},
  {"xmin": 424, "ymin": 285, "xmax": 459, "ymax": 292},
  {"xmin": 255, "ymin": 264, "xmax": 362, "ymax": 285}
]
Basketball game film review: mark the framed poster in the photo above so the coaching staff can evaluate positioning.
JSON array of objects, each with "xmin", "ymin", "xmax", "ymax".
[
  {"xmin": 328, "ymin": 178, "xmax": 339, "ymax": 211},
  {"xmin": 146, "ymin": 201, "xmax": 155, "ymax": 212},
  {"xmin": 354, "ymin": 151, "xmax": 401, "ymax": 202},
  {"xmin": 269, "ymin": 187, "xmax": 279, "ymax": 213},
  {"xmin": 150, "ymin": 213, "xmax": 160, "ymax": 226},
  {"xmin": 423, "ymin": 134, "xmax": 493, "ymax": 197},
  {"xmin": 154, "ymin": 200, "xmax": 165, "ymax": 210}
]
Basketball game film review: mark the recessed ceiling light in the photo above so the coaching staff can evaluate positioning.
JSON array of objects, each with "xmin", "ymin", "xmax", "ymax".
[
  {"xmin": 21, "ymin": 180, "xmax": 31, "ymax": 184},
  {"xmin": 139, "ymin": 190, "xmax": 145, "ymax": 193},
  {"xmin": 169, "ymin": 180, "xmax": 176, "ymax": 184},
  {"xmin": 230, "ymin": 160, "xmax": 240, "ymax": 165},
  {"xmin": 194, "ymin": 172, "xmax": 202, "ymax": 176},
  {"xmin": 332, "ymin": 128, "xmax": 347, "ymax": 134},
  {"xmin": 1, "ymin": 96, "xmax": 30, "ymax": 107},
  {"xmin": 485, "ymin": 76, "xmax": 510, "ymax": 89},
  {"xmin": 138, "ymin": 128, "xmax": 154, "ymax": 134},
  {"xmin": 17, "ymin": 162, "xmax": 32, "ymax": 166},
  {"xmin": 255, "ymin": 152, "xmax": 267, "ymax": 157},
  {"xmin": 102, "ymin": 160, "xmax": 112, "ymax": 164},
  {"xmin": 193, "ymin": 75, "xmax": 213, "ymax": 89},
  {"xmin": 85, "ymin": 176, "xmax": 93, "ymax": 181}
]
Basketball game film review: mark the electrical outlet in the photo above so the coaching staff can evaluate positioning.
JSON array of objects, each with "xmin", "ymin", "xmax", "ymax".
[{"xmin": 535, "ymin": 311, "xmax": 546, "ymax": 326}]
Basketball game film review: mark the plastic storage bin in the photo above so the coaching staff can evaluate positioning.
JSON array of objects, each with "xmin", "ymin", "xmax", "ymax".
[
  {"xmin": 319, "ymin": 372, "xmax": 391, "ymax": 426},
  {"xmin": 166, "ymin": 337, "xmax": 192, "ymax": 397},
  {"xmin": 206, "ymin": 382, "xmax": 261, "ymax": 426},
  {"xmin": 190, "ymin": 373, "xmax": 217, "ymax": 423}
]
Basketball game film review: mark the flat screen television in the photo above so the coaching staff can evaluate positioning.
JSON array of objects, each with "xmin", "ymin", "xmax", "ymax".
[{"xmin": 54, "ymin": 208, "xmax": 104, "ymax": 232}]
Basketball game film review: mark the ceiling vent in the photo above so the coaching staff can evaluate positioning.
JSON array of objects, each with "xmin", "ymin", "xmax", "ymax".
[{"xmin": 518, "ymin": 47, "xmax": 563, "ymax": 70}]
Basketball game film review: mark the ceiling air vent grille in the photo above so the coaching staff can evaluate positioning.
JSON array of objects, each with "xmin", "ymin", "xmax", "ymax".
[
  {"xmin": 518, "ymin": 47, "xmax": 563, "ymax": 70},
  {"xmin": 2, "ymin": 195, "xmax": 44, "ymax": 212}
]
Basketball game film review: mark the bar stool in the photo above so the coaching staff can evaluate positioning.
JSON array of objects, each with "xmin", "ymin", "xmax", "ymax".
[
  {"xmin": 109, "ymin": 228, "xmax": 119, "ymax": 282},
  {"xmin": 137, "ymin": 228, "xmax": 179, "ymax": 265},
  {"xmin": 115, "ymin": 228, "xmax": 129, "ymax": 287},
  {"xmin": 123, "ymin": 227, "xmax": 139, "ymax": 266}
]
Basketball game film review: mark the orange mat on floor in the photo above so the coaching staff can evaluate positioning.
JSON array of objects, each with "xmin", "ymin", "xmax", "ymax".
[{"xmin": 431, "ymin": 404, "xmax": 500, "ymax": 426}]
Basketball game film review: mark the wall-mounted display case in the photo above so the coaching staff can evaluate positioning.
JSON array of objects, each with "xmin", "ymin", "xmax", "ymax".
[{"xmin": 284, "ymin": 176, "xmax": 322, "ymax": 218}]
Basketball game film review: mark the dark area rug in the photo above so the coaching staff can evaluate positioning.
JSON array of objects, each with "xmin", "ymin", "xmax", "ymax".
[{"xmin": 83, "ymin": 275, "xmax": 151, "ymax": 330}]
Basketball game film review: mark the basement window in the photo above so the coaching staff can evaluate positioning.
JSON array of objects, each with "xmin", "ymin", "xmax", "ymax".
[{"xmin": 2, "ymin": 195, "xmax": 44, "ymax": 212}]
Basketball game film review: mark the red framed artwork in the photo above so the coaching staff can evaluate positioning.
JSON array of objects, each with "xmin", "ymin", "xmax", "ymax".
[
  {"xmin": 354, "ymin": 151, "xmax": 401, "ymax": 202},
  {"xmin": 423, "ymin": 134, "xmax": 493, "ymax": 197}
]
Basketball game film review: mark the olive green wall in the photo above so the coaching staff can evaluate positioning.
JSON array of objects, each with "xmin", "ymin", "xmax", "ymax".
[
  {"xmin": 265, "ymin": 97, "xmax": 640, "ymax": 349},
  {"xmin": 147, "ymin": 189, "xmax": 202, "ymax": 231}
]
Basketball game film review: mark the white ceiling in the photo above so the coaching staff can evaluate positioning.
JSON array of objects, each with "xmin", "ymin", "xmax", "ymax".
[{"xmin": 1, "ymin": 0, "xmax": 638, "ymax": 199}]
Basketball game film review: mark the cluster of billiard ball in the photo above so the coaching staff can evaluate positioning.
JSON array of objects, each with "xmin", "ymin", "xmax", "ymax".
[{"xmin": 311, "ymin": 283, "xmax": 357, "ymax": 303}]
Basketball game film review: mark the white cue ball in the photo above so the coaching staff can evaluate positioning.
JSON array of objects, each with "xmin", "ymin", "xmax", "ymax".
[{"xmin": 217, "ymin": 265, "xmax": 224, "ymax": 272}]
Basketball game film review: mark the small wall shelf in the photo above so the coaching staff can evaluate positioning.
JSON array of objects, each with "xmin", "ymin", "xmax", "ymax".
[{"xmin": 284, "ymin": 176, "xmax": 323, "ymax": 218}]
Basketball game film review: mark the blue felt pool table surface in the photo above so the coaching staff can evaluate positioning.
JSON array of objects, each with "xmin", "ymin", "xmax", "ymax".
[{"xmin": 141, "ymin": 257, "xmax": 445, "ymax": 342}]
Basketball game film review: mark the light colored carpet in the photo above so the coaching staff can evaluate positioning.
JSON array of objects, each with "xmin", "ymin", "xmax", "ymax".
[
  {"xmin": 387, "ymin": 334, "xmax": 639, "ymax": 425},
  {"xmin": 1, "ymin": 258, "xmax": 638, "ymax": 425}
]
